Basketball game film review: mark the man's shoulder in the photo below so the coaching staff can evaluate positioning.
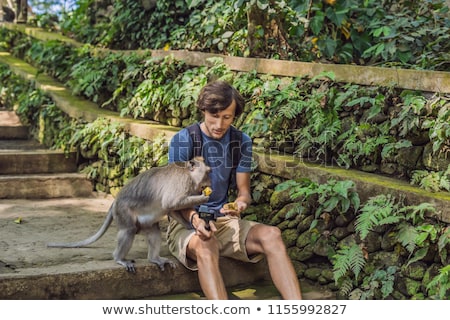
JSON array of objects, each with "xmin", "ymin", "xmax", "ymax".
[
  {"xmin": 171, "ymin": 127, "xmax": 190, "ymax": 140},
  {"xmin": 229, "ymin": 126, "xmax": 252, "ymax": 142},
  {"xmin": 235, "ymin": 129, "xmax": 251, "ymax": 144}
]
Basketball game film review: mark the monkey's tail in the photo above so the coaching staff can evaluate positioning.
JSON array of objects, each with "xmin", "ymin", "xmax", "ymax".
[{"xmin": 47, "ymin": 205, "xmax": 114, "ymax": 248}]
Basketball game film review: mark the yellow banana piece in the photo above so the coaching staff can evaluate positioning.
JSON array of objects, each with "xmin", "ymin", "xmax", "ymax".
[
  {"xmin": 223, "ymin": 202, "xmax": 237, "ymax": 211},
  {"xmin": 203, "ymin": 187, "xmax": 212, "ymax": 196}
]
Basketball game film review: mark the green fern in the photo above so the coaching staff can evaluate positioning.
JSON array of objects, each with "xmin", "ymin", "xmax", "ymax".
[
  {"xmin": 406, "ymin": 247, "xmax": 429, "ymax": 267},
  {"xmin": 294, "ymin": 88, "xmax": 341, "ymax": 161},
  {"xmin": 397, "ymin": 222, "xmax": 419, "ymax": 254},
  {"xmin": 426, "ymin": 265, "xmax": 450, "ymax": 299},
  {"xmin": 355, "ymin": 194, "xmax": 402, "ymax": 240},
  {"xmin": 437, "ymin": 227, "xmax": 450, "ymax": 264},
  {"xmin": 411, "ymin": 166, "xmax": 450, "ymax": 193},
  {"xmin": 277, "ymin": 99, "xmax": 308, "ymax": 119},
  {"xmin": 336, "ymin": 123, "xmax": 392, "ymax": 168},
  {"xmin": 418, "ymin": 171, "xmax": 444, "ymax": 192},
  {"xmin": 339, "ymin": 278, "xmax": 354, "ymax": 297},
  {"xmin": 396, "ymin": 203, "xmax": 441, "ymax": 266},
  {"xmin": 399, "ymin": 202, "xmax": 436, "ymax": 225},
  {"xmin": 360, "ymin": 266, "xmax": 397, "ymax": 299},
  {"xmin": 423, "ymin": 105, "xmax": 450, "ymax": 154},
  {"xmin": 332, "ymin": 244, "xmax": 366, "ymax": 283}
]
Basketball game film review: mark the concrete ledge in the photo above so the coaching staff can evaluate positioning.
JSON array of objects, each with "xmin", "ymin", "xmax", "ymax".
[
  {"xmin": 254, "ymin": 151, "xmax": 450, "ymax": 223},
  {"xmin": 0, "ymin": 173, "xmax": 93, "ymax": 198},
  {"xmin": 0, "ymin": 125, "xmax": 29, "ymax": 139},
  {"xmin": 0, "ymin": 111, "xmax": 29, "ymax": 139},
  {"xmin": 149, "ymin": 50, "xmax": 450, "ymax": 94},
  {"xmin": 0, "ymin": 151, "xmax": 78, "ymax": 174},
  {"xmin": 0, "ymin": 258, "xmax": 269, "ymax": 299},
  {"xmin": 0, "ymin": 52, "xmax": 179, "ymax": 141}
]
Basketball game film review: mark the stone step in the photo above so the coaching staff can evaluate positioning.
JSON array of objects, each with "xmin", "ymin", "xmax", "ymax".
[
  {"xmin": 0, "ymin": 173, "xmax": 93, "ymax": 198},
  {"xmin": 0, "ymin": 258, "xmax": 269, "ymax": 299},
  {"xmin": 0, "ymin": 111, "xmax": 91, "ymax": 198},
  {"xmin": 0, "ymin": 111, "xmax": 29, "ymax": 139},
  {"xmin": 0, "ymin": 125, "xmax": 29, "ymax": 139},
  {"xmin": 0, "ymin": 146, "xmax": 78, "ymax": 174}
]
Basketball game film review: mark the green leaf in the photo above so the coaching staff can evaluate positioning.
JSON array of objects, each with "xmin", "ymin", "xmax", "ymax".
[
  {"xmin": 406, "ymin": 247, "xmax": 428, "ymax": 267},
  {"xmin": 415, "ymin": 232, "xmax": 429, "ymax": 246},
  {"xmin": 322, "ymin": 37, "xmax": 337, "ymax": 58},
  {"xmin": 309, "ymin": 219, "xmax": 318, "ymax": 230},
  {"xmin": 257, "ymin": 0, "xmax": 269, "ymax": 10},
  {"xmin": 333, "ymin": 180, "xmax": 354, "ymax": 198},
  {"xmin": 375, "ymin": 43, "xmax": 385, "ymax": 56},
  {"xmin": 310, "ymin": 14, "xmax": 325, "ymax": 36},
  {"xmin": 323, "ymin": 197, "xmax": 339, "ymax": 212},
  {"xmin": 397, "ymin": 223, "xmax": 418, "ymax": 253},
  {"xmin": 275, "ymin": 179, "xmax": 298, "ymax": 192},
  {"xmin": 310, "ymin": 71, "xmax": 336, "ymax": 82},
  {"xmin": 222, "ymin": 31, "xmax": 234, "ymax": 39},
  {"xmin": 332, "ymin": 244, "xmax": 366, "ymax": 282},
  {"xmin": 186, "ymin": 0, "xmax": 203, "ymax": 9}
]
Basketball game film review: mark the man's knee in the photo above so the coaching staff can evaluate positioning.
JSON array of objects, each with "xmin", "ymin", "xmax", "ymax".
[
  {"xmin": 256, "ymin": 224, "xmax": 281, "ymax": 240},
  {"xmin": 258, "ymin": 225, "xmax": 285, "ymax": 251},
  {"xmin": 188, "ymin": 236, "xmax": 220, "ymax": 260}
]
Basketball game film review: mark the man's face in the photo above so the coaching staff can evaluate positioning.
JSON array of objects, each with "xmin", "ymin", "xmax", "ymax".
[{"xmin": 202, "ymin": 99, "xmax": 236, "ymax": 140}]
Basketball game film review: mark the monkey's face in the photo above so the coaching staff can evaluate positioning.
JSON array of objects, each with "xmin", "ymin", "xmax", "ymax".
[{"xmin": 188, "ymin": 157, "xmax": 212, "ymax": 193}]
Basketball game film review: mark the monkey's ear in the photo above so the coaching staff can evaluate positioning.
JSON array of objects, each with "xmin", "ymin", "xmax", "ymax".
[{"xmin": 188, "ymin": 159, "xmax": 196, "ymax": 171}]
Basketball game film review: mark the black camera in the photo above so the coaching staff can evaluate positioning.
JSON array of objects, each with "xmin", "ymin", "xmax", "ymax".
[{"xmin": 197, "ymin": 205, "xmax": 224, "ymax": 230}]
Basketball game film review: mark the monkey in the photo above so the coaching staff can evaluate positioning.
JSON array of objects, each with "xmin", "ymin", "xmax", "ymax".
[{"xmin": 48, "ymin": 157, "xmax": 211, "ymax": 273}]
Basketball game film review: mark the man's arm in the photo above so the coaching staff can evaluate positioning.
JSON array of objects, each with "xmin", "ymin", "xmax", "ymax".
[
  {"xmin": 168, "ymin": 130, "xmax": 215, "ymax": 234},
  {"xmin": 232, "ymin": 171, "xmax": 252, "ymax": 213}
]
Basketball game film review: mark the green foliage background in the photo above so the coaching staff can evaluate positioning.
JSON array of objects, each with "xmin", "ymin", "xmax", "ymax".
[{"xmin": 34, "ymin": 0, "xmax": 450, "ymax": 71}]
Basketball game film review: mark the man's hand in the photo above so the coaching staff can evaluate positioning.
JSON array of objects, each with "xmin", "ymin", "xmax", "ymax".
[
  {"xmin": 191, "ymin": 213, "xmax": 216, "ymax": 240},
  {"xmin": 220, "ymin": 200, "xmax": 248, "ymax": 217}
]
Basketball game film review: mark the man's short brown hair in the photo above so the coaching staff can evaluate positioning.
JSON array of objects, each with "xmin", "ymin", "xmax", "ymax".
[{"xmin": 196, "ymin": 81, "xmax": 245, "ymax": 117}]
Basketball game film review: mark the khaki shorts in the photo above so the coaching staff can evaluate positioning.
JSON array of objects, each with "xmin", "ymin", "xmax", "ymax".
[{"xmin": 167, "ymin": 215, "xmax": 264, "ymax": 271}]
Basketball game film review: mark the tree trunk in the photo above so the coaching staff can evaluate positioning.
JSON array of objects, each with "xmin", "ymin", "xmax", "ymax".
[
  {"xmin": 15, "ymin": 0, "xmax": 27, "ymax": 23},
  {"xmin": 247, "ymin": 3, "xmax": 266, "ymax": 57},
  {"xmin": 247, "ymin": 1, "xmax": 290, "ymax": 59}
]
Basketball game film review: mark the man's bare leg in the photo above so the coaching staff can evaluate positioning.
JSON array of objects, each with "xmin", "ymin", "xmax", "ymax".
[
  {"xmin": 187, "ymin": 235, "xmax": 228, "ymax": 299},
  {"xmin": 246, "ymin": 224, "xmax": 303, "ymax": 299}
]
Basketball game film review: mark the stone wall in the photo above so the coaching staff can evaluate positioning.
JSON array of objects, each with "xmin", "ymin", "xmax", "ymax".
[{"xmin": 243, "ymin": 172, "xmax": 449, "ymax": 299}]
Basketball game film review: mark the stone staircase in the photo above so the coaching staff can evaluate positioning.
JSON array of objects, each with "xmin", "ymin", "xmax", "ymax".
[
  {"xmin": 0, "ymin": 110, "xmax": 275, "ymax": 300},
  {"xmin": 0, "ymin": 110, "xmax": 93, "ymax": 198}
]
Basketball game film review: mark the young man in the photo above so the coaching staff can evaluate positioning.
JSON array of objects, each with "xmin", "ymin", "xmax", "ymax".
[{"xmin": 167, "ymin": 80, "xmax": 302, "ymax": 299}]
